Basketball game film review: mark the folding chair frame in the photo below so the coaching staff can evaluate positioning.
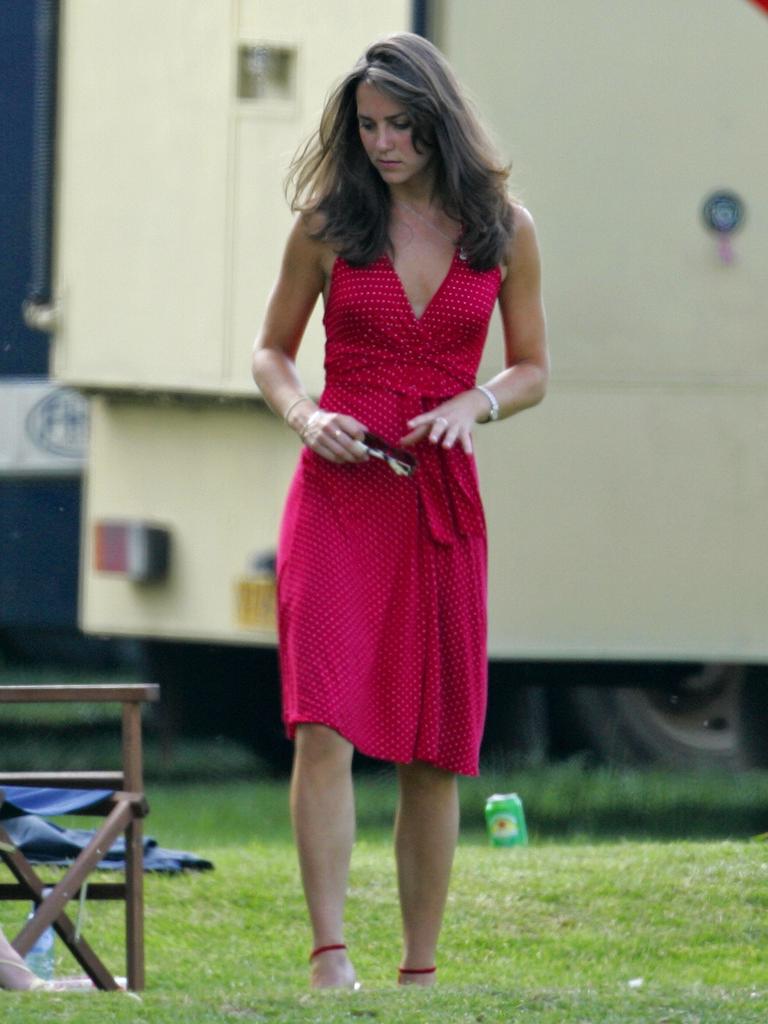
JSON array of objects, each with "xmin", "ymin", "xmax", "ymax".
[{"xmin": 0, "ymin": 684, "xmax": 159, "ymax": 991}]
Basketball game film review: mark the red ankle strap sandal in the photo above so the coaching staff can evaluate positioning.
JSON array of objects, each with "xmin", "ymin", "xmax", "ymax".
[
  {"xmin": 398, "ymin": 965, "xmax": 436, "ymax": 975},
  {"xmin": 309, "ymin": 943, "xmax": 347, "ymax": 962}
]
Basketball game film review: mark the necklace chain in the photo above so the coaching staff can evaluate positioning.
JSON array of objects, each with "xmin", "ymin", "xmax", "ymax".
[{"xmin": 394, "ymin": 199, "xmax": 458, "ymax": 247}]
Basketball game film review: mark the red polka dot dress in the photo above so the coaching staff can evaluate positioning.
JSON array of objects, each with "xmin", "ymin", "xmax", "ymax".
[{"xmin": 277, "ymin": 249, "xmax": 502, "ymax": 776}]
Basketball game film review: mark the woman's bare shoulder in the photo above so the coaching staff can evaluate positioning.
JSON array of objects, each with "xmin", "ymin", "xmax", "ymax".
[
  {"xmin": 283, "ymin": 211, "xmax": 337, "ymax": 279},
  {"xmin": 289, "ymin": 209, "xmax": 337, "ymax": 278},
  {"xmin": 500, "ymin": 202, "xmax": 538, "ymax": 278},
  {"xmin": 496, "ymin": 204, "xmax": 542, "ymax": 311},
  {"xmin": 510, "ymin": 202, "xmax": 536, "ymax": 235}
]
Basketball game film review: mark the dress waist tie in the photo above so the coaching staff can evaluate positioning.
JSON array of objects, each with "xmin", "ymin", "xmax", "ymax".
[{"xmin": 398, "ymin": 393, "xmax": 486, "ymax": 547}]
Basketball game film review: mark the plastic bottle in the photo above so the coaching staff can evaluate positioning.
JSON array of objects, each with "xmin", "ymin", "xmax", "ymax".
[
  {"xmin": 24, "ymin": 890, "xmax": 55, "ymax": 980},
  {"xmin": 484, "ymin": 793, "xmax": 529, "ymax": 847}
]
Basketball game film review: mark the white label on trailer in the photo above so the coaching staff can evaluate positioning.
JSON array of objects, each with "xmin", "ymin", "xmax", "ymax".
[{"xmin": 0, "ymin": 379, "xmax": 88, "ymax": 476}]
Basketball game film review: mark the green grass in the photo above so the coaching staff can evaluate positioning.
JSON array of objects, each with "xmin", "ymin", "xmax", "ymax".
[{"xmin": 3, "ymin": 773, "xmax": 768, "ymax": 1022}]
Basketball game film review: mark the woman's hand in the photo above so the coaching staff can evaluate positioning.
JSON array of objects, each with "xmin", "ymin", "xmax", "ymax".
[
  {"xmin": 400, "ymin": 389, "xmax": 490, "ymax": 454},
  {"xmin": 298, "ymin": 408, "xmax": 369, "ymax": 464}
]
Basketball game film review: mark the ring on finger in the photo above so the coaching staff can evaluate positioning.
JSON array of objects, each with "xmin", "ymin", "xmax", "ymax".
[{"xmin": 334, "ymin": 429, "xmax": 342, "ymax": 439}]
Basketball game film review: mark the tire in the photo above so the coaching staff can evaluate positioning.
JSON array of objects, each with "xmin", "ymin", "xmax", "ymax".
[{"xmin": 562, "ymin": 663, "xmax": 768, "ymax": 770}]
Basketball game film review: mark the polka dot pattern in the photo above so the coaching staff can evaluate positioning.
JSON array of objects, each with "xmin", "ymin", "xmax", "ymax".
[{"xmin": 277, "ymin": 251, "xmax": 502, "ymax": 776}]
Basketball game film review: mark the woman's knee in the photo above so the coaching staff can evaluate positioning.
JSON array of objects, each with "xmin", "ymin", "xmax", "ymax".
[
  {"xmin": 397, "ymin": 760, "xmax": 457, "ymax": 794},
  {"xmin": 294, "ymin": 723, "xmax": 354, "ymax": 769}
]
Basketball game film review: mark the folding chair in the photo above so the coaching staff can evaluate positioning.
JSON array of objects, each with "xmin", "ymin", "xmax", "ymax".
[{"xmin": 0, "ymin": 683, "xmax": 159, "ymax": 991}]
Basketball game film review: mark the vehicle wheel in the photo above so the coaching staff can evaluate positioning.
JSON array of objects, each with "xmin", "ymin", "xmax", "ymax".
[{"xmin": 562, "ymin": 663, "xmax": 768, "ymax": 770}]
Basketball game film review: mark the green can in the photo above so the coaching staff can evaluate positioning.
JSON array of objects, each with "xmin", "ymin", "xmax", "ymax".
[{"xmin": 485, "ymin": 793, "xmax": 528, "ymax": 847}]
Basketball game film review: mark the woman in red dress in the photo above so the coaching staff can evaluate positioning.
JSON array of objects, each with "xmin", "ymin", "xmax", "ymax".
[{"xmin": 253, "ymin": 32, "xmax": 548, "ymax": 989}]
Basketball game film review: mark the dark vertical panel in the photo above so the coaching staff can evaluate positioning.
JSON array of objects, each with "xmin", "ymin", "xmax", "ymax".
[
  {"xmin": 0, "ymin": 479, "xmax": 81, "ymax": 627},
  {"xmin": 28, "ymin": 0, "xmax": 59, "ymax": 306},
  {"xmin": 0, "ymin": 1, "xmax": 50, "ymax": 376},
  {"xmin": 412, "ymin": 0, "xmax": 431, "ymax": 39}
]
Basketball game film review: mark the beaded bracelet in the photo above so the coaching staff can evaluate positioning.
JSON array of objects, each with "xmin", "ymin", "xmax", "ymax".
[{"xmin": 475, "ymin": 384, "xmax": 499, "ymax": 422}]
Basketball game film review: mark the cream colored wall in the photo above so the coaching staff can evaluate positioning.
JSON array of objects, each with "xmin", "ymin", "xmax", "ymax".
[
  {"xmin": 477, "ymin": 389, "xmax": 768, "ymax": 659},
  {"xmin": 54, "ymin": 0, "xmax": 410, "ymax": 395},
  {"xmin": 54, "ymin": 0, "xmax": 232, "ymax": 390},
  {"xmin": 438, "ymin": 0, "xmax": 767, "ymax": 388},
  {"xmin": 434, "ymin": 0, "xmax": 768, "ymax": 659}
]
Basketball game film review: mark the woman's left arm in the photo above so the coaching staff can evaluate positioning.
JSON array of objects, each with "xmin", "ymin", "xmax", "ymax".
[
  {"xmin": 401, "ymin": 204, "xmax": 549, "ymax": 452},
  {"xmin": 483, "ymin": 204, "xmax": 549, "ymax": 418}
]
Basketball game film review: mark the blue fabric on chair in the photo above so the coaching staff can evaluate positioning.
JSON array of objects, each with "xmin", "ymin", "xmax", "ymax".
[
  {"xmin": 0, "ymin": 786, "xmax": 114, "ymax": 817},
  {"xmin": 1, "ymin": 814, "xmax": 213, "ymax": 873},
  {"xmin": 0, "ymin": 787, "xmax": 213, "ymax": 873}
]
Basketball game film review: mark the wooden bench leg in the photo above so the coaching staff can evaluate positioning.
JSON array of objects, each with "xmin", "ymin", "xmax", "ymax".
[
  {"xmin": 123, "ymin": 698, "xmax": 146, "ymax": 991},
  {"xmin": 125, "ymin": 817, "xmax": 144, "ymax": 990},
  {"xmin": 0, "ymin": 802, "xmax": 139, "ymax": 991}
]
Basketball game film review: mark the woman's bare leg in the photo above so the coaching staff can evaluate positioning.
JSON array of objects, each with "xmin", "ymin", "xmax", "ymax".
[
  {"xmin": 395, "ymin": 761, "xmax": 459, "ymax": 985},
  {"xmin": 290, "ymin": 723, "xmax": 357, "ymax": 988}
]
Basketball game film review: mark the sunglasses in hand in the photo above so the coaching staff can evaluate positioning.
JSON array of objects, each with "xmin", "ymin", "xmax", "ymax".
[{"xmin": 361, "ymin": 432, "xmax": 417, "ymax": 477}]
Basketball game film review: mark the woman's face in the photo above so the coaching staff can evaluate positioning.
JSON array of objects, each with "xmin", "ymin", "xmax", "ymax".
[{"xmin": 356, "ymin": 81, "xmax": 432, "ymax": 190}]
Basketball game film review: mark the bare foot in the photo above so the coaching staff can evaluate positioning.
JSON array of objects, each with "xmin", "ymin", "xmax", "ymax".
[
  {"xmin": 0, "ymin": 928, "xmax": 41, "ymax": 991},
  {"xmin": 310, "ymin": 947, "xmax": 357, "ymax": 989}
]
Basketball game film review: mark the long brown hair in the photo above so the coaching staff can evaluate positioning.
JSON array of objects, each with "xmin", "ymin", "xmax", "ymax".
[{"xmin": 287, "ymin": 32, "xmax": 514, "ymax": 270}]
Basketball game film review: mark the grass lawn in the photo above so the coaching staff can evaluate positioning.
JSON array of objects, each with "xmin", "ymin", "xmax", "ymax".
[{"xmin": 2, "ymin": 770, "xmax": 767, "ymax": 1022}]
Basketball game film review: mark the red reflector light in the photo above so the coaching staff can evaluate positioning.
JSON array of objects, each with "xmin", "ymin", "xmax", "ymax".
[{"xmin": 93, "ymin": 520, "xmax": 170, "ymax": 582}]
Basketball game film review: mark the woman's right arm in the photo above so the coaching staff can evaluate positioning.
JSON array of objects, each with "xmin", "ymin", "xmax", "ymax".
[
  {"xmin": 252, "ymin": 215, "xmax": 367, "ymax": 461},
  {"xmin": 252, "ymin": 215, "xmax": 325, "ymax": 430}
]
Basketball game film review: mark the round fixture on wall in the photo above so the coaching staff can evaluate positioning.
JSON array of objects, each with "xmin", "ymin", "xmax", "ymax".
[{"xmin": 701, "ymin": 190, "xmax": 745, "ymax": 264}]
